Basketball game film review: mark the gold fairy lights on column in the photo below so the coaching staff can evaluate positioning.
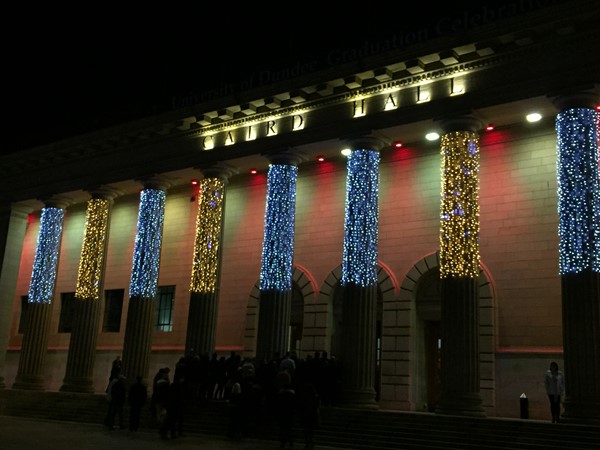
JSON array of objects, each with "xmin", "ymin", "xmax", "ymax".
[
  {"xmin": 190, "ymin": 177, "xmax": 225, "ymax": 293},
  {"xmin": 75, "ymin": 198, "xmax": 110, "ymax": 300},
  {"xmin": 439, "ymin": 131, "xmax": 481, "ymax": 279}
]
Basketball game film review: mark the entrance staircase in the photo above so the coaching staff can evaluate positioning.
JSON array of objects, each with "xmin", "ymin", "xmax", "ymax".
[{"xmin": 0, "ymin": 389, "xmax": 598, "ymax": 449}]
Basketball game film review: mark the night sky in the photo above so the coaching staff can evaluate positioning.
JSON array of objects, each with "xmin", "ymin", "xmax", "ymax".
[{"xmin": 3, "ymin": 1, "xmax": 566, "ymax": 154}]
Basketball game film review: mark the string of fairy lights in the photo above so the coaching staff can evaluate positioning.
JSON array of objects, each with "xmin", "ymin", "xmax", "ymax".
[
  {"xmin": 341, "ymin": 149, "xmax": 380, "ymax": 287},
  {"xmin": 556, "ymin": 107, "xmax": 600, "ymax": 274},
  {"xmin": 129, "ymin": 188, "xmax": 166, "ymax": 298},
  {"xmin": 190, "ymin": 177, "xmax": 225, "ymax": 293},
  {"xmin": 75, "ymin": 198, "xmax": 110, "ymax": 300},
  {"xmin": 260, "ymin": 164, "xmax": 298, "ymax": 291},
  {"xmin": 25, "ymin": 109, "xmax": 599, "ymax": 301},
  {"xmin": 439, "ymin": 131, "xmax": 481, "ymax": 279},
  {"xmin": 28, "ymin": 207, "xmax": 65, "ymax": 303}
]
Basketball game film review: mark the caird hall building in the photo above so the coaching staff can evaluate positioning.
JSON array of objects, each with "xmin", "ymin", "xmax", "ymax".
[{"xmin": 0, "ymin": 1, "xmax": 598, "ymax": 424}]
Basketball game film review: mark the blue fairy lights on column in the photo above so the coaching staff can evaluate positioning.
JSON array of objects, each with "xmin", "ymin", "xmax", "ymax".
[
  {"xmin": 129, "ymin": 188, "xmax": 167, "ymax": 298},
  {"xmin": 341, "ymin": 149, "xmax": 380, "ymax": 287},
  {"xmin": 556, "ymin": 107, "xmax": 600, "ymax": 274},
  {"xmin": 28, "ymin": 207, "xmax": 65, "ymax": 303},
  {"xmin": 260, "ymin": 164, "xmax": 298, "ymax": 291}
]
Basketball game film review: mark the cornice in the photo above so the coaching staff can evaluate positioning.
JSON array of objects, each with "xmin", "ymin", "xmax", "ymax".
[{"xmin": 0, "ymin": 1, "xmax": 598, "ymax": 186}]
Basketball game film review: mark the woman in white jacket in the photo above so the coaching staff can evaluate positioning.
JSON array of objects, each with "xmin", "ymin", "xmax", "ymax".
[{"xmin": 544, "ymin": 361, "xmax": 565, "ymax": 423}]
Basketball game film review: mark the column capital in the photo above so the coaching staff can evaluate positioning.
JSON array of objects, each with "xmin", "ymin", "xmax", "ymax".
[
  {"xmin": 88, "ymin": 186, "xmax": 123, "ymax": 202},
  {"xmin": 550, "ymin": 89, "xmax": 599, "ymax": 111},
  {"xmin": 3, "ymin": 201, "xmax": 35, "ymax": 218},
  {"xmin": 137, "ymin": 175, "xmax": 172, "ymax": 191},
  {"xmin": 341, "ymin": 135, "xmax": 388, "ymax": 152},
  {"xmin": 264, "ymin": 148, "xmax": 307, "ymax": 165},
  {"xmin": 41, "ymin": 194, "xmax": 73, "ymax": 210},
  {"xmin": 197, "ymin": 162, "xmax": 239, "ymax": 182},
  {"xmin": 435, "ymin": 113, "xmax": 483, "ymax": 134}
]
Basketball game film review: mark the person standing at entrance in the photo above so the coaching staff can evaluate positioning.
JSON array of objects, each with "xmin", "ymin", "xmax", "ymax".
[
  {"xmin": 128, "ymin": 375, "xmax": 148, "ymax": 432},
  {"xmin": 544, "ymin": 361, "xmax": 565, "ymax": 423}
]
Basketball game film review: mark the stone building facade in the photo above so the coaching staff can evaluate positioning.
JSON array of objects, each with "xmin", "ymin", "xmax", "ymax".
[{"xmin": 0, "ymin": 0, "xmax": 598, "ymax": 423}]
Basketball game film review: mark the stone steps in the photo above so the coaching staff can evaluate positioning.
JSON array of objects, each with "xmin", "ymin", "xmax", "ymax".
[{"xmin": 0, "ymin": 389, "xmax": 598, "ymax": 450}]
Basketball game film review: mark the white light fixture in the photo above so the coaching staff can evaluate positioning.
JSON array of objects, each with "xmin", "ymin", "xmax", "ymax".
[
  {"xmin": 526, "ymin": 112, "xmax": 542, "ymax": 123},
  {"xmin": 425, "ymin": 132, "xmax": 440, "ymax": 141},
  {"xmin": 341, "ymin": 148, "xmax": 352, "ymax": 156}
]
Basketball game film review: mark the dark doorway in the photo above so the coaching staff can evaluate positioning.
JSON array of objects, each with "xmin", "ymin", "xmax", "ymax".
[
  {"xmin": 424, "ymin": 320, "xmax": 441, "ymax": 411},
  {"xmin": 290, "ymin": 285, "xmax": 304, "ymax": 354},
  {"xmin": 416, "ymin": 267, "xmax": 442, "ymax": 412}
]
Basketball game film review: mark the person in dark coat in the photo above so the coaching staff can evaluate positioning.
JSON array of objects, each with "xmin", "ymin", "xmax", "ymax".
[
  {"xmin": 298, "ymin": 383, "xmax": 320, "ymax": 449},
  {"xmin": 105, "ymin": 374, "xmax": 126, "ymax": 430},
  {"xmin": 276, "ymin": 382, "xmax": 296, "ymax": 448},
  {"xmin": 151, "ymin": 367, "xmax": 170, "ymax": 423},
  {"xmin": 161, "ymin": 375, "xmax": 187, "ymax": 439},
  {"xmin": 128, "ymin": 375, "xmax": 148, "ymax": 432}
]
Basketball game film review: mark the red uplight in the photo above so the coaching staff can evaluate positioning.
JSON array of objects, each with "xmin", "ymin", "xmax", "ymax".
[
  {"xmin": 485, "ymin": 124, "xmax": 495, "ymax": 131},
  {"xmin": 393, "ymin": 141, "xmax": 403, "ymax": 149},
  {"xmin": 250, "ymin": 168, "xmax": 258, "ymax": 175},
  {"xmin": 317, "ymin": 155, "xmax": 325, "ymax": 162},
  {"xmin": 596, "ymin": 105, "xmax": 600, "ymax": 111},
  {"xmin": 191, "ymin": 179, "xmax": 198, "ymax": 185}
]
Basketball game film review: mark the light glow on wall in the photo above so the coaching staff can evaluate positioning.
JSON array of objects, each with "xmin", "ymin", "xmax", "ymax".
[
  {"xmin": 129, "ymin": 188, "xmax": 166, "ymax": 298},
  {"xmin": 439, "ymin": 131, "xmax": 481, "ymax": 278},
  {"xmin": 190, "ymin": 178, "xmax": 225, "ymax": 293},
  {"xmin": 556, "ymin": 107, "xmax": 600, "ymax": 274},
  {"xmin": 341, "ymin": 149, "xmax": 380, "ymax": 287},
  {"xmin": 28, "ymin": 207, "xmax": 65, "ymax": 303},
  {"xmin": 260, "ymin": 164, "xmax": 298, "ymax": 291},
  {"xmin": 75, "ymin": 198, "xmax": 110, "ymax": 300}
]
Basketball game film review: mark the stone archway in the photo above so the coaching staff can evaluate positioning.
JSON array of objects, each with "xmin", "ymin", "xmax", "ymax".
[
  {"xmin": 318, "ymin": 263, "xmax": 398, "ymax": 402},
  {"xmin": 398, "ymin": 252, "xmax": 496, "ymax": 414},
  {"xmin": 243, "ymin": 265, "xmax": 317, "ymax": 359}
]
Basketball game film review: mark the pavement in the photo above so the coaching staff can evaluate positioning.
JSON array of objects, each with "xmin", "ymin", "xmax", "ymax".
[{"xmin": 0, "ymin": 415, "xmax": 344, "ymax": 450}]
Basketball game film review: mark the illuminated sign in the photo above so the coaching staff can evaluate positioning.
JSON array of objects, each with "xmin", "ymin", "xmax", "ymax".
[{"xmin": 198, "ymin": 77, "xmax": 464, "ymax": 151}]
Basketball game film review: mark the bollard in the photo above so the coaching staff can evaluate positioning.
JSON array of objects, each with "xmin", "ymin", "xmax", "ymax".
[{"xmin": 520, "ymin": 393, "xmax": 529, "ymax": 419}]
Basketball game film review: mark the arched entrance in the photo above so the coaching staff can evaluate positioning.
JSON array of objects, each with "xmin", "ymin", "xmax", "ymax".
[
  {"xmin": 404, "ymin": 252, "xmax": 496, "ymax": 414},
  {"xmin": 331, "ymin": 284, "xmax": 383, "ymax": 400},
  {"xmin": 243, "ymin": 266, "xmax": 317, "ymax": 358},
  {"xmin": 415, "ymin": 267, "xmax": 442, "ymax": 412},
  {"xmin": 324, "ymin": 263, "xmax": 397, "ymax": 403}
]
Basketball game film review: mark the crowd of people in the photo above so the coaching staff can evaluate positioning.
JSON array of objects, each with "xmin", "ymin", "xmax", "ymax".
[{"xmin": 103, "ymin": 350, "xmax": 341, "ymax": 448}]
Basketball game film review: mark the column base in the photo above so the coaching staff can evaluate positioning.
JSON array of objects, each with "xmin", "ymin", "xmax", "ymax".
[
  {"xmin": 435, "ymin": 392, "xmax": 486, "ymax": 417},
  {"xmin": 60, "ymin": 377, "xmax": 95, "ymax": 394},
  {"xmin": 562, "ymin": 400, "xmax": 600, "ymax": 426},
  {"xmin": 12, "ymin": 375, "xmax": 46, "ymax": 391},
  {"xmin": 340, "ymin": 387, "xmax": 379, "ymax": 410}
]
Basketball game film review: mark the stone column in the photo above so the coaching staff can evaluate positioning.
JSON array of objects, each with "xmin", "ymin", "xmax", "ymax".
[
  {"xmin": 121, "ymin": 178, "xmax": 169, "ymax": 384},
  {"xmin": 0, "ymin": 203, "xmax": 33, "ymax": 388},
  {"xmin": 552, "ymin": 90, "xmax": 600, "ymax": 425},
  {"xmin": 60, "ymin": 188, "xmax": 120, "ymax": 393},
  {"xmin": 13, "ymin": 196, "xmax": 70, "ymax": 390},
  {"xmin": 255, "ymin": 150, "xmax": 304, "ymax": 363},
  {"xmin": 434, "ymin": 115, "xmax": 486, "ymax": 417},
  {"xmin": 185, "ymin": 164, "xmax": 237, "ymax": 357},
  {"xmin": 339, "ymin": 137, "xmax": 383, "ymax": 409}
]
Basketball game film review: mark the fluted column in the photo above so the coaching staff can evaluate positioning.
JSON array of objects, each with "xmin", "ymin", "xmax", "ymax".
[
  {"xmin": 185, "ymin": 164, "xmax": 237, "ymax": 357},
  {"xmin": 552, "ymin": 91, "xmax": 600, "ymax": 425},
  {"xmin": 0, "ymin": 203, "xmax": 33, "ymax": 388},
  {"xmin": 60, "ymin": 188, "xmax": 120, "ymax": 393},
  {"xmin": 435, "ymin": 115, "xmax": 485, "ymax": 417},
  {"xmin": 255, "ymin": 150, "xmax": 304, "ymax": 362},
  {"xmin": 13, "ymin": 196, "xmax": 70, "ymax": 390},
  {"xmin": 121, "ymin": 178, "xmax": 169, "ymax": 384},
  {"xmin": 339, "ymin": 137, "xmax": 382, "ymax": 409}
]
